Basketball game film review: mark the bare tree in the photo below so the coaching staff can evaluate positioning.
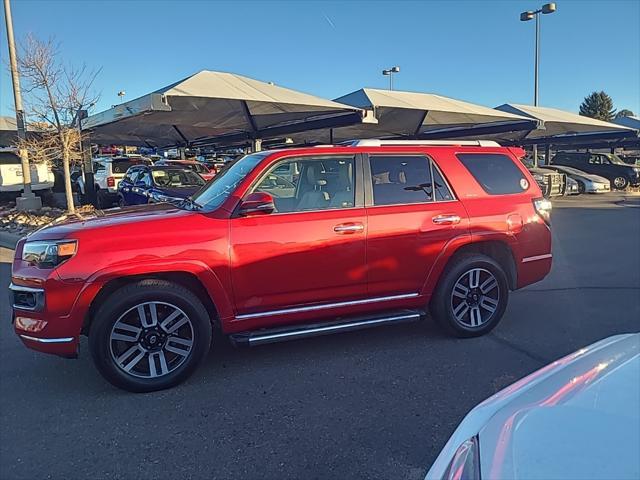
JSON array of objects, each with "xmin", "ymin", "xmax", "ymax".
[{"xmin": 16, "ymin": 34, "xmax": 100, "ymax": 212}]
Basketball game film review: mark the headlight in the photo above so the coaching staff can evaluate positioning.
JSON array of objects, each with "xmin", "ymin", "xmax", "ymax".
[
  {"xmin": 532, "ymin": 173, "xmax": 546, "ymax": 183},
  {"xmin": 22, "ymin": 240, "xmax": 78, "ymax": 268},
  {"xmin": 441, "ymin": 435, "xmax": 480, "ymax": 480}
]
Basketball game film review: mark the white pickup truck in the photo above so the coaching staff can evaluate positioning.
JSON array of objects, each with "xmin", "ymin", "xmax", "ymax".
[
  {"xmin": 0, "ymin": 148, "xmax": 54, "ymax": 193},
  {"xmin": 76, "ymin": 156, "xmax": 152, "ymax": 207}
]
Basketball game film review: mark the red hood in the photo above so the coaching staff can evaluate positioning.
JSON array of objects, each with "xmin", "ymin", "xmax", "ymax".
[{"xmin": 27, "ymin": 203, "xmax": 190, "ymax": 241}]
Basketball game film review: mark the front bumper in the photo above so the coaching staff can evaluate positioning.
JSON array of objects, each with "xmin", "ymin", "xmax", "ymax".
[
  {"xmin": 10, "ymin": 246, "xmax": 85, "ymax": 358},
  {"xmin": 586, "ymin": 183, "xmax": 611, "ymax": 193}
]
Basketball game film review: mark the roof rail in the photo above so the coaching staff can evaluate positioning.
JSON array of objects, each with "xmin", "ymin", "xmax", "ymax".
[{"xmin": 342, "ymin": 139, "xmax": 501, "ymax": 147}]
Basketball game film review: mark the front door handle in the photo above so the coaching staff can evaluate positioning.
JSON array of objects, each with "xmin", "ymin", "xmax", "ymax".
[
  {"xmin": 432, "ymin": 214, "xmax": 461, "ymax": 225},
  {"xmin": 334, "ymin": 222, "xmax": 364, "ymax": 234}
]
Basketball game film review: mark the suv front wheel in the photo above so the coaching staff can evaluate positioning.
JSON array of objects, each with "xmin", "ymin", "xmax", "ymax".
[
  {"xmin": 89, "ymin": 279, "xmax": 212, "ymax": 392},
  {"xmin": 430, "ymin": 254, "xmax": 508, "ymax": 338}
]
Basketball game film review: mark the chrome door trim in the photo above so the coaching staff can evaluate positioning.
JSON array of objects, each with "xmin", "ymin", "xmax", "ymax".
[
  {"xmin": 522, "ymin": 253, "xmax": 552, "ymax": 263},
  {"xmin": 19, "ymin": 334, "xmax": 74, "ymax": 343},
  {"xmin": 235, "ymin": 293, "xmax": 420, "ymax": 320}
]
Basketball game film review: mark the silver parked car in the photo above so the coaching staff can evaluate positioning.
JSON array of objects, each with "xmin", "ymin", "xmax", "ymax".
[
  {"xmin": 426, "ymin": 333, "xmax": 639, "ymax": 480},
  {"xmin": 544, "ymin": 164, "xmax": 611, "ymax": 194}
]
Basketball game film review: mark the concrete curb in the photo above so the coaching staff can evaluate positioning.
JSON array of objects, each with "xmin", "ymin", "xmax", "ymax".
[{"xmin": 0, "ymin": 230, "xmax": 22, "ymax": 249}]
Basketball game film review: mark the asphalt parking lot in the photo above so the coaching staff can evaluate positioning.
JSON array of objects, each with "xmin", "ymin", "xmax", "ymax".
[{"xmin": 1, "ymin": 193, "xmax": 639, "ymax": 480}]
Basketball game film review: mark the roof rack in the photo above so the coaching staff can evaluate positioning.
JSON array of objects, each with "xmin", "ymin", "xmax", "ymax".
[{"xmin": 341, "ymin": 139, "xmax": 501, "ymax": 147}]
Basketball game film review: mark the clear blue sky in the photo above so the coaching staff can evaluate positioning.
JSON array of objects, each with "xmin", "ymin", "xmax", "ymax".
[{"xmin": 1, "ymin": 0, "xmax": 638, "ymax": 118}]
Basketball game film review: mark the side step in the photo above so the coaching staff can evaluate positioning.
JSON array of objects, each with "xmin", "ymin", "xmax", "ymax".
[{"xmin": 229, "ymin": 309, "xmax": 422, "ymax": 347}]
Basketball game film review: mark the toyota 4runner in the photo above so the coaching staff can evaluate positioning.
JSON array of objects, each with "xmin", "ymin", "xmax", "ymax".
[{"xmin": 10, "ymin": 140, "xmax": 552, "ymax": 392}]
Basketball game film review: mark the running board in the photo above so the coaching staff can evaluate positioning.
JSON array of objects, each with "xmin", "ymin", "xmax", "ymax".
[{"xmin": 229, "ymin": 309, "xmax": 422, "ymax": 347}]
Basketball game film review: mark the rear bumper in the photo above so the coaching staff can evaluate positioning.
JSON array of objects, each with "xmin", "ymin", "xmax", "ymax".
[{"xmin": 0, "ymin": 181, "xmax": 54, "ymax": 192}]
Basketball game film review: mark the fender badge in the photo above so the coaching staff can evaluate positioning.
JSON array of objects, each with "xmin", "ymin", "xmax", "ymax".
[{"xmin": 520, "ymin": 178, "xmax": 529, "ymax": 190}]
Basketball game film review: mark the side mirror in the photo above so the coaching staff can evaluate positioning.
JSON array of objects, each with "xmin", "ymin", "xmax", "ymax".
[{"xmin": 239, "ymin": 192, "xmax": 275, "ymax": 216}]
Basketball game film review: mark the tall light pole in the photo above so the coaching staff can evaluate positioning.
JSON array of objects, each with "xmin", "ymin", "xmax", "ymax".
[
  {"xmin": 3, "ymin": 0, "xmax": 41, "ymax": 210},
  {"xmin": 521, "ymin": 3, "xmax": 556, "ymax": 166},
  {"xmin": 382, "ymin": 66, "xmax": 400, "ymax": 91}
]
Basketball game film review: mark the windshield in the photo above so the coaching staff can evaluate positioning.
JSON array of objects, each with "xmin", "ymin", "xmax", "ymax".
[
  {"xmin": 191, "ymin": 163, "xmax": 208, "ymax": 173},
  {"xmin": 605, "ymin": 153, "xmax": 627, "ymax": 165},
  {"xmin": 151, "ymin": 168, "xmax": 205, "ymax": 187},
  {"xmin": 192, "ymin": 152, "xmax": 269, "ymax": 210}
]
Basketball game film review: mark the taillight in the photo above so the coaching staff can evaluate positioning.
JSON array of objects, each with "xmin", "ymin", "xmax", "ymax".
[
  {"xmin": 533, "ymin": 197, "xmax": 552, "ymax": 225},
  {"xmin": 107, "ymin": 176, "xmax": 115, "ymax": 187}
]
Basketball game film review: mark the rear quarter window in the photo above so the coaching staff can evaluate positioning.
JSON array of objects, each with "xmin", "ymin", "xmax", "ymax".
[{"xmin": 457, "ymin": 153, "xmax": 528, "ymax": 195}]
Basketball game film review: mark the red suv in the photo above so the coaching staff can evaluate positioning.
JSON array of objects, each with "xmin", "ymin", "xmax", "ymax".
[{"xmin": 10, "ymin": 140, "xmax": 552, "ymax": 392}]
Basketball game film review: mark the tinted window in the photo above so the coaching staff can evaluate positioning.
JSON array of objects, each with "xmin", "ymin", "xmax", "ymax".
[
  {"xmin": 457, "ymin": 153, "xmax": 527, "ymax": 195},
  {"xmin": 370, "ymin": 155, "xmax": 434, "ymax": 205},
  {"xmin": 433, "ymin": 167, "xmax": 454, "ymax": 201},
  {"xmin": 253, "ymin": 156, "xmax": 355, "ymax": 213},
  {"xmin": 137, "ymin": 170, "xmax": 152, "ymax": 187},
  {"xmin": 112, "ymin": 158, "xmax": 151, "ymax": 174},
  {"xmin": 152, "ymin": 169, "xmax": 205, "ymax": 187},
  {"xmin": 0, "ymin": 151, "xmax": 21, "ymax": 164}
]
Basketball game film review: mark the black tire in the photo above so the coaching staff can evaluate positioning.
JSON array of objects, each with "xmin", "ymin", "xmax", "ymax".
[
  {"xmin": 612, "ymin": 176, "xmax": 628, "ymax": 190},
  {"xmin": 430, "ymin": 253, "xmax": 509, "ymax": 338},
  {"xmin": 577, "ymin": 180, "xmax": 586, "ymax": 194},
  {"xmin": 117, "ymin": 195, "xmax": 126, "ymax": 208},
  {"xmin": 95, "ymin": 188, "xmax": 108, "ymax": 209},
  {"xmin": 89, "ymin": 279, "xmax": 212, "ymax": 392}
]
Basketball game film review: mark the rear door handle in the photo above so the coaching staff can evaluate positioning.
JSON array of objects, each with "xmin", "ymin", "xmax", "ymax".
[
  {"xmin": 432, "ymin": 214, "xmax": 461, "ymax": 225},
  {"xmin": 334, "ymin": 222, "xmax": 364, "ymax": 234}
]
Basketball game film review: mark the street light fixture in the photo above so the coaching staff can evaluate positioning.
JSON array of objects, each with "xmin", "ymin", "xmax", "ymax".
[
  {"xmin": 382, "ymin": 66, "xmax": 400, "ymax": 91},
  {"xmin": 117, "ymin": 90, "xmax": 126, "ymax": 103},
  {"xmin": 520, "ymin": 2, "xmax": 556, "ymax": 166}
]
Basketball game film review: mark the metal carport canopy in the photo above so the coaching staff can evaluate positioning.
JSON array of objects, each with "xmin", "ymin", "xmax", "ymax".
[
  {"xmin": 284, "ymin": 88, "xmax": 538, "ymax": 144},
  {"xmin": 494, "ymin": 104, "xmax": 638, "ymax": 145},
  {"xmin": 81, "ymin": 70, "xmax": 367, "ymax": 148}
]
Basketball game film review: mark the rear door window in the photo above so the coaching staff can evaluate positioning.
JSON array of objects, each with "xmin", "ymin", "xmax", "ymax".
[
  {"xmin": 457, "ymin": 153, "xmax": 528, "ymax": 195},
  {"xmin": 369, "ymin": 155, "xmax": 453, "ymax": 205}
]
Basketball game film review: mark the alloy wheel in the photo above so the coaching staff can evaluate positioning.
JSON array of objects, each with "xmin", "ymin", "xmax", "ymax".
[
  {"xmin": 614, "ymin": 176, "xmax": 627, "ymax": 189},
  {"xmin": 109, "ymin": 301, "xmax": 194, "ymax": 379},
  {"xmin": 450, "ymin": 268, "xmax": 500, "ymax": 328}
]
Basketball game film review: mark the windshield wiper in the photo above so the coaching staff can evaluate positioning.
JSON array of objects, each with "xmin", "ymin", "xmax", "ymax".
[{"xmin": 179, "ymin": 197, "xmax": 203, "ymax": 211}]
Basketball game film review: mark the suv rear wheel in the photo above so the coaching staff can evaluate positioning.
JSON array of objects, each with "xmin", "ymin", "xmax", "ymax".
[
  {"xmin": 89, "ymin": 279, "xmax": 212, "ymax": 392},
  {"xmin": 430, "ymin": 254, "xmax": 508, "ymax": 337}
]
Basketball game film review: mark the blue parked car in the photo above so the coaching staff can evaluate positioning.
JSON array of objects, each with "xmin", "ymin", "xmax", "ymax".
[{"xmin": 117, "ymin": 165, "xmax": 206, "ymax": 207}]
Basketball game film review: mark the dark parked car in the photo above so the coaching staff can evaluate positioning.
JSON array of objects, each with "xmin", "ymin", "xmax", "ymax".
[
  {"xmin": 117, "ymin": 165, "xmax": 205, "ymax": 206},
  {"xmin": 551, "ymin": 152, "xmax": 640, "ymax": 190}
]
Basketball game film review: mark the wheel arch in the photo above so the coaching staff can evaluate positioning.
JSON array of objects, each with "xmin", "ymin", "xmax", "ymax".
[
  {"xmin": 422, "ymin": 238, "xmax": 518, "ymax": 295},
  {"xmin": 82, "ymin": 271, "xmax": 221, "ymax": 336}
]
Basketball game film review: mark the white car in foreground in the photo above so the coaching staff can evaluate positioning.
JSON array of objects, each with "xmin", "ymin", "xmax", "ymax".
[
  {"xmin": 0, "ymin": 148, "xmax": 54, "ymax": 193},
  {"xmin": 426, "ymin": 333, "xmax": 639, "ymax": 480}
]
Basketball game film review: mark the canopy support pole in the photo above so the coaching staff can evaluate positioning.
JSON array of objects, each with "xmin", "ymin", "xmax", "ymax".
[
  {"xmin": 545, "ymin": 145, "xmax": 551, "ymax": 165},
  {"xmin": 172, "ymin": 125, "xmax": 190, "ymax": 146},
  {"xmin": 413, "ymin": 111, "xmax": 429, "ymax": 138},
  {"xmin": 252, "ymin": 138, "xmax": 262, "ymax": 152}
]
